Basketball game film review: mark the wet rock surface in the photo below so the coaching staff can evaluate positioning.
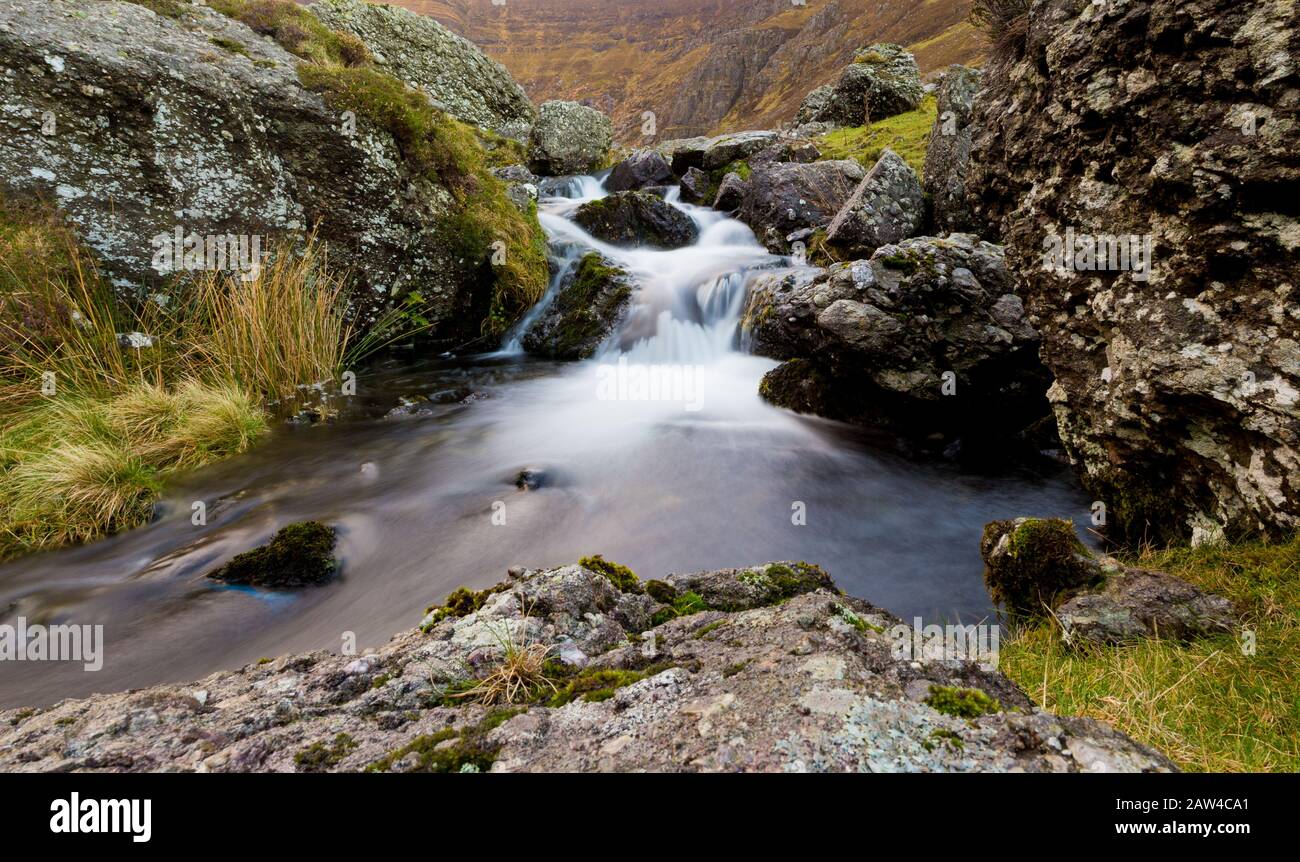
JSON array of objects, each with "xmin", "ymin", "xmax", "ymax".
[
  {"xmin": 574, "ymin": 191, "xmax": 699, "ymax": 250},
  {"xmin": 736, "ymin": 159, "xmax": 866, "ymax": 253},
  {"xmin": 521, "ymin": 252, "xmax": 634, "ymax": 360},
  {"xmin": 605, "ymin": 149, "xmax": 675, "ymax": 192},
  {"xmin": 968, "ymin": 0, "xmax": 1300, "ymax": 543},
  {"xmin": 0, "ymin": 561, "xmax": 1176, "ymax": 772},
  {"xmin": 744, "ymin": 235, "xmax": 1049, "ymax": 439}
]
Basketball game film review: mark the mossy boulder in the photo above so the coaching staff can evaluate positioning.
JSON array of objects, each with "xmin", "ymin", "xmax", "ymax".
[
  {"xmin": 207, "ymin": 521, "xmax": 339, "ymax": 589},
  {"xmin": 980, "ymin": 518, "xmax": 1099, "ymax": 615},
  {"xmin": 796, "ymin": 43, "xmax": 923, "ymax": 127},
  {"xmin": 573, "ymin": 191, "xmax": 699, "ymax": 250},
  {"xmin": 520, "ymin": 252, "xmax": 634, "ymax": 360}
]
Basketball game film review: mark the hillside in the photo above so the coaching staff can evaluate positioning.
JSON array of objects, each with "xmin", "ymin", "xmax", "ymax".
[{"xmin": 368, "ymin": 0, "xmax": 981, "ymax": 141}]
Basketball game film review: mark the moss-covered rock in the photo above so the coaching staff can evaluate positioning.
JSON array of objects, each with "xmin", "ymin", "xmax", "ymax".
[
  {"xmin": 207, "ymin": 521, "xmax": 339, "ymax": 589},
  {"xmin": 573, "ymin": 191, "xmax": 699, "ymax": 250},
  {"xmin": 577, "ymin": 555, "xmax": 642, "ymax": 594},
  {"xmin": 925, "ymin": 685, "xmax": 1001, "ymax": 719},
  {"xmin": 980, "ymin": 518, "xmax": 1099, "ymax": 615},
  {"xmin": 520, "ymin": 253, "xmax": 634, "ymax": 360}
]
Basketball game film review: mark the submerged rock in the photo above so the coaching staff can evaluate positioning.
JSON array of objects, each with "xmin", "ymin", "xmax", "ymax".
[
  {"xmin": 207, "ymin": 522, "xmax": 339, "ymax": 589},
  {"xmin": 825, "ymin": 149, "xmax": 925, "ymax": 258},
  {"xmin": 521, "ymin": 252, "xmax": 634, "ymax": 360},
  {"xmin": 528, "ymin": 100, "xmax": 614, "ymax": 176},
  {"xmin": 0, "ymin": 560, "xmax": 1176, "ymax": 773},
  {"xmin": 573, "ymin": 191, "xmax": 698, "ymax": 249},
  {"xmin": 968, "ymin": 0, "xmax": 1300, "ymax": 543},
  {"xmin": 923, "ymin": 65, "xmax": 981, "ymax": 235},
  {"xmin": 796, "ymin": 44, "xmax": 923, "ymax": 127}
]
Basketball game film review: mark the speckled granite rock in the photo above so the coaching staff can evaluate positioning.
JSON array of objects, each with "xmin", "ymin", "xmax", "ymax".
[
  {"xmin": 796, "ymin": 43, "xmax": 924, "ymax": 127},
  {"xmin": 968, "ymin": 0, "xmax": 1300, "ymax": 543},
  {"xmin": 0, "ymin": 561, "xmax": 1175, "ymax": 773},
  {"xmin": 528, "ymin": 100, "xmax": 614, "ymax": 176},
  {"xmin": 825, "ymin": 148, "xmax": 925, "ymax": 258},
  {"xmin": 924, "ymin": 65, "xmax": 981, "ymax": 235}
]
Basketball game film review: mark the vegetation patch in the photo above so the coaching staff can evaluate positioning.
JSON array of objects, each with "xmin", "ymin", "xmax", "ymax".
[
  {"xmin": 206, "ymin": 521, "xmax": 338, "ymax": 588},
  {"xmin": 924, "ymin": 685, "xmax": 1001, "ymax": 719},
  {"xmin": 208, "ymin": 0, "xmax": 370, "ymax": 67},
  {"xmin": 649, "ymin": 591, "xmax": 708, "ymax": 627},
  {"xmin": 365, "ymin": 708, "xmax": 522, "ymax": 773},
  {"xmin": 546, "ymin": 662, "xmax": 674, "ymax": 707},
  {"xmin": 817, "ymin": 94, "xmax": 936, "ymax": 177},
  {"xmin": 1000, "ymin": 537, "xmax": 1300, "ymax": 772},
  {"xmin": 294, "ymin": 732, "xmax": 357, "ymax": 772},
  {"xmin": 981, "ymin": 518, "xmax": 1097, "ymax": 616},
  {"xmin": 579, "ymin": 554, "xmax": 643, "ymax": 594},
  {"xmin": 421, "ymin": 583, "xmax": 508, "ymax": 631}
]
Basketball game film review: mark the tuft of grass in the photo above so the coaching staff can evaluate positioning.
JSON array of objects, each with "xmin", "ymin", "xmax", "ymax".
[
  {"xmin": 969, "ymin": 0, "xmax": 1032, "ymax": 57},
  {"xmin": 448, "ymin": 609, "xmax": 558, "ymax": 707},
  {"xmin": 999, "ymin": 537, "xmax": 1300, "ymax": 772},
  {"xmin": 817, "ymin": 94, "xmax": 937, "ymax": 177}
]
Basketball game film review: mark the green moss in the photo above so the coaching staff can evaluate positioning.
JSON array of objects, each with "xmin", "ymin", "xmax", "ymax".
[
  {"xmin": 693, "ymin": 620, "xmax": 727, "ymax": 639},
  {"xmin": 924, "ymin": 685, "xmax": 1001, "ymax": 719},
  {"xmin": 982, "ymin": 518, "xmax": 1097, "ymax": 616},
  {"xmin": 739, "ymin": 562, "xmax": 831, "ymax": 606},
  {"xmin": 294, "ymin": 732, "xmax": 357, "ymax": 772},
  {"xmin": 365, "ymin": 708, "xmax": 523, "ymax": 773},
  {"xmin": 817, "ymin": 94, "xmax": 936, "ymax": 177},
  {"xmin": 832, "ymin": 602, "xmax": 882, "ymax": 634},
  {"xmin": 421, "ymin": 583, "xmax": 507, "ymax": 632},
  {"xmin": 924, "ymin": 728, "xmax": 966, "ymax": 751},
  {"xmin": 579, "ymin": 554, "xmax": 643, "ymax": 594},
  {"xmin": 546, "ymin": 663, "xmax": 674, "ymax": 707},
  {"xmin": 208, "ymin": 0, "xmax": 370, "ymax": 67},
  {"xmin": 209, "ymin": 36, "xmax": 249, "ymax": 57},
  {"xmin": 876, "ymin": 252, "xmax": 919, "ymax": 274},
  {"xmin": 722, "ymin": 660, "xmax": 749, "ymax": 678},
  {"xmin": 206, "ymin": 521, "xmax": 338, "ymax": 588},
  {"xmin": 125, "ymin": 0, "xmax": 187, "ymax": 18},
  {"xmin": 644, "ymin": 579, "xmax": 678, "ymax": 604},
  {"xmin": 649, "ymin": 590, "xmax": 709, "ymax": 627}
]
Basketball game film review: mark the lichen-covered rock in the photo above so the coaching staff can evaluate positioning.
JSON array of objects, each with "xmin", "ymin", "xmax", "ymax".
[
  {"xmin": 0, "ymin": 560, "xmax": 1175, "ymax": 773},
  {"xmin": 573, "ymin": 191, "xmax": 698, "ymax": 250},
  {"xmin": 207, "ymin": 521, "xmax": 339, "ymax": 589},
  {"xmin": 528, "ymin": 100, "xmax": 614, "ymax": 176},
  {"xmin": 605, "ymin": 149, "xmax": 674, "ymax": 192},
  {"xmin": 744, "ymin": 235, "xmax": 1049, "ymax": 440},
  {"xmin": 968, "ymin": 0, "xmax": 1300, "ymax": 543},
  {"xmin": 825, "ymin": 149, "xmax": 925, "ymax": 258},
  {"xmin": 980, "ymin": 518, "xmax": 1100, "ymax": 615},
  {"xmin": 712, "ymin": 172, "xmax": 748, "ymax": 211},
  {"xmin": 924, "ymin": 65, "xmax": 981, "ymax": 235},
  {"xmin": 1055, "ymin": 567, "xmax": 1236, "ymax": 645},
  {"xmin": 521, "ymin": 252, "xmax": 634, "ymax": 360},
  {"xmin": 678, "ymin": 166, "xmax": 712, "ymax": 204},
  {"xmin": 658, "ymin": 130, "xmax": 779, "ymax": 175},
  {"xmin": 736, "ymin": 159, "xmax": 866, "ymax": 253},
  {"xmin": 0, "ymin": 0, "xmax": 530, "ymax": 343},
  {"xmin": 796, "ymin": 44, "xmax": 923, "ymax": 127},
  {"xmin": 308, "ymin": 0, "xmax": 535, "ymax": 139}
]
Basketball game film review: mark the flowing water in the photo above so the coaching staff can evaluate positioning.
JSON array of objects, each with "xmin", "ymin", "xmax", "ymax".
[{"xmin": 0, "ymin": 176, "xmax": 1089, "ymax": 708}]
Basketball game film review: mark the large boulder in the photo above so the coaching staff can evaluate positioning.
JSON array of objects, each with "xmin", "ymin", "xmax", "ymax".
[
  {"xmin": 521, "ymin": 252, "xmax": 634, "ymax": 360},
  {"xmin": 744, "ymin": 234, "xmax": 1049, "ymax": 441},
  {"xmin": 825, "ymin": 149, "xmax": 925, "ymax": 258},
  {"xmin": 0, "ymin": 0, "xmax": 540, "ymax": 344},
  {"xmin": 605, "ymin": 149, "xmax": 674, "ymax": 192},
  {"xmin": 968, "ymin": 0, "xmax": 1300, "ymax": 543},
  {"xmin": 924, "ymin": 65, "xmax": 981, "ymax": 235},
  {"xmin": 573, "ymin": 192, "xmax": 698, "ymax": 250},
  {"xmin": 658, "ymin": 130, "xmax": 780, "ymax": 175},
  {"xmin": 308, "ymin": 0, "xmax": 535, "ymax": 140},
  {"xmin": 736, "ymin": 159, "xmax": 866, "ymax": 253},
  {"xmin": 528, "ymin": 100, "xmax": 614, "ymax": 176},
  {"xmin": 796, "ymin": 44, "xmax": 924, "ymax": 127},
  {"xmin": 0, "ymin": 559, "xmax": 1176, "ymax": 772}
]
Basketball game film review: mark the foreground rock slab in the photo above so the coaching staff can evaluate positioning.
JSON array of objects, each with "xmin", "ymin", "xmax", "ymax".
[{"xmin": 0, "ymin": 562, "xmax": 1174, "ymax": 772}]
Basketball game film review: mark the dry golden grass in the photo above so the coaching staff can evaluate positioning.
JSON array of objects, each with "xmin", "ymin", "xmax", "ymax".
[
  {"xmin": 449, "ymin": 605, "xmax": 559, "ymax": 707},
  {"xmin": 1000, "ymin": 537, "xmax": 1300, "ymax": 772}
]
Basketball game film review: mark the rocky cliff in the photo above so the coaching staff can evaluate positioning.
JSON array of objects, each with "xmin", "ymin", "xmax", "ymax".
[
  {"xmin": 0, "ymin": 560, "xmax": 1174, "ymax": 772},
  {"xmin": 968, "ymin": 0, "xmax": 1300, "ymax": 544},
  {"xmin": 386, "ymin": 0, "xmax": 982, "ymax": 142}
]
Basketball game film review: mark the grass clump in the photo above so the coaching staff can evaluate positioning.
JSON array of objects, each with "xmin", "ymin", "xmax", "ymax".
[
  {"xmin": 446, "ymin": 615, "xmax": 558, "ymax": 707},
  {"xmin": 924, "ymin": 685, "xmax": 1001, "ymax": 719},
  {"xmin": 999, "ymin": 537, "xmax": 1300, "ymax": 772},
  {"xmin": 579, "ymin": 554, "xmax": 642, "ymax": 594},
  {"xmin": 207, "ymin": 0, "xmax": 370, "ymax": 67},
  {"xmin": 649, "ymin": 591, "xmax": 708, "ymax": 627},
  {"xmin": 294, "ymin": 732, "xmax": 357, "ymax": 772},
  {"xmin": 970, "ymin": 0, "xmax": 1032, "ymax": 57},
  {"xmin": 817, "ymin": 94, "xmax": 936, "ymax": 177}
]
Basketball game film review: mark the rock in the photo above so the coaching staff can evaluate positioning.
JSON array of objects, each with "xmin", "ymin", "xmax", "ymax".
[
  {"xmin": 0, "ymin": 0, "xmax": 537, "ymax": 344},
  {"xmin": 528, "ymin": 100, "xmax": 614, "ymax": 176},
  {"xmin": 116, "ymin": 332, "xmax": 155, "ymax": 350},
  {"xmin": 923, "ymin": 65, "xmax": 981, "ymax": 234},
  {"xmin": 605, "ymin": 149, "xmax": 674, "ymax": 192},
  {"xmin": 658, "ymin": 131, "xmax": 779, "ymax": 175},
  {"xmin": 678, "ymin": 167, "xmax": 712, "ymax": 204},
  {"xmin": 825, "ymin": 149, "xmax": 925, "ymax": 258},
  {"xmin": 979, "ymin": 519, "xmax": 1100, "ymax": 616},
  {"xmin": 744, "ymin": 235, "xmax": 1049, "ymax": 438},
  {"xmin": 0, "ymin": 560, "xmax": 1175, "ymax": 773},
  {"xmin": 521, "ymin": 253, "xmax": 634, "ymax": 360},
  {"xmin": 491, "ymin": 165, "xmax": 539, "ymax": 212},
  {"xmin": 736, "ymin": 160, "xmax": 866, "ymax": 253},
  {"xmin": 796, "ymin": 44, "xmax": 923, "ymax": 127},
  {"xmin": 712, "ymin": 172, "xmax": 748, "ymax": 211},
  {"xmin": 968, "ymin": 0, "xmax": 1300, "ymax": 543},
  {"xmin": 573, "ymin": 192, "xmax": 698, "ymax": 249},
  {"xmin": 207, "ymin": 522, "xmax": 339, "ymax": 589},
  {"xmin": 1056, "ymin": 568, "xmax": 1236, "ymax": 646},
  {"xmin": 749, "ymin": 138, "xmax": 821, "ymax": 167},
  {"xmin": 308, "ymin": 0, "xmax": 535, "ymax": 139}
]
